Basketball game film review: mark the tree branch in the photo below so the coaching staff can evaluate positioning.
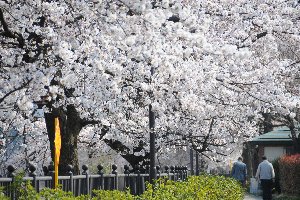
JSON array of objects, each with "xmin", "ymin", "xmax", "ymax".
[
  {"xmin": 0, "ymin": 78, "xmax": 33, "ymax": 105},
  {"xmin": 0, "ymin": 8, "xmax": 24, "ymax": 47}
]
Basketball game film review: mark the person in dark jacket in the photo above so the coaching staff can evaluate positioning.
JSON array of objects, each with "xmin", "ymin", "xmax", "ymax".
[{"xmin": 231, "ymin": 157, "xmax": 247, "ymax": 186}]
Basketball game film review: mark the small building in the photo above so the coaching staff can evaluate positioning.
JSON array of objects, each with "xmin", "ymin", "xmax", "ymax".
[
  {"xmin": 244, "ymin": 126, "xmax": 294, "ymax": 177},
  {"xmin": 251, "ymin": 126, "xmax": 294, "ymax": 161}
]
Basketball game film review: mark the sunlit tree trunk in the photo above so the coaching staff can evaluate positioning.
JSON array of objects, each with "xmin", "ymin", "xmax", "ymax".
[{"xmin": 44, "ymin": 105, "xmax": 82, "ymax": 175}]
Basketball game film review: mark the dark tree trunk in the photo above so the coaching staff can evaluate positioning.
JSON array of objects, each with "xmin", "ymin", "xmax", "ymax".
[
  {"xmin": 288, "ymin": 123, "xmax": 300, "ymax": 154},
  {"xmin": 122, "ymin": 153, "xmax": 150, "ymax": 167},
  {"xmin": 296, "ymin": 109, "xmax": 300, "ymax": 153},
  {"xmin": 103, "ymin": 138, "xmax": 149, "ymax": 167},
  {"xmin": 262, "ymin": 112, "xmax": 273, "ymax": 133},
  {"xmin": 44, "ymin": 105, "xmax": 83, "ymax": 175}
]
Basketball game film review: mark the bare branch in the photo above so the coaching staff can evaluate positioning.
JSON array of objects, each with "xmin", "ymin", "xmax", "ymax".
[
  {"xmin": 0, "ymin": 8, "xmax": 24, "ymax": 47},
  {"xmin": 0, "ymin": 78, "xmax": 33, "ymax": 105}
]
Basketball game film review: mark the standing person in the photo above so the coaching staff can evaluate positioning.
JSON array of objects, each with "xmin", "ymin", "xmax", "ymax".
[
  {"xmin": 256, "ymin": 156, "xmax": 275, "ymax": 200},
  {"xmin": 231, "ymin": 157, "xmax": 247, "ymax": 187}
]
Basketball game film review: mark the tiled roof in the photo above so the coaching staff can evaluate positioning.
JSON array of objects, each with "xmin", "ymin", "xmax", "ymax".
[{"xmin": 250, "ymin": 126, "xmax": 294, "ymax": 145}]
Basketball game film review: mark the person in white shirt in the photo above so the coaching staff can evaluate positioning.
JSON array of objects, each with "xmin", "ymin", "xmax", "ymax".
[{"xmin": 255, "ymin": 156, "xmax": 275, "ymax": 200}]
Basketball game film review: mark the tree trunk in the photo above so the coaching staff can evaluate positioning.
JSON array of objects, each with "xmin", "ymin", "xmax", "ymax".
[
  {"xmin": 262, "ymin": 112, "xmax": 273, "ymax": 133},
  {"xmin": 44, "ymin": 105, "xmax": 82, "ymax": 175},
  {"xmin": 284, "ymin": 116, "xmax": 300, "ymax": 154},
  {"xmin": 289, "ymin": 125, "xmax": 300, "ymax": 154},
  {"xmin": 103, "ymin": 138, "xmax": 150, "ymax": 167}
]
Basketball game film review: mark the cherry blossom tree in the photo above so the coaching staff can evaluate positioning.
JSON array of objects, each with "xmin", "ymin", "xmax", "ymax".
[{"xmin": 1, "ymin": 0, "xmax": 300, "ymax": 174}]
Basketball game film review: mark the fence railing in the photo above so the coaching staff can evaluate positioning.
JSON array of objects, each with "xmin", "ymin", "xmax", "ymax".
[{"xmin": 0, "ymin": 163, "xmax": 188, "ymax": 199}]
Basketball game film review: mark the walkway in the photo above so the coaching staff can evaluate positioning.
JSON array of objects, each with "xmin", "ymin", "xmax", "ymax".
[{"xmin": 244, "ymin": 193, "xmax": 262, "ymax": 200}]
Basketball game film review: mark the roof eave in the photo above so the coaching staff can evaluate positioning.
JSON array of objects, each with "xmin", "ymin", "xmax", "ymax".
[{"xmin": 249, "ymin": 140, "xmax": 293, "ymax": 146}]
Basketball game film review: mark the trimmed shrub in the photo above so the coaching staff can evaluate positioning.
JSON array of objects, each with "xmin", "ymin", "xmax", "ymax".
[
  {"xmin": 279, "ymin": 154, "xmax": 300, "ymax": 196},
  {"xmin": 139, "ymin": 175, "xmax": 244, "ymax": 200},
  {"xmin": 39, "ymin": 187, "xmax": 74, "ymax": 200},
  {"xmin": 3, "ymin": 174, "xmax": 244, "ymax": 199},
  {"xmin": 92, "ymin": 189, "xmax": 134, "ymax": 200}
]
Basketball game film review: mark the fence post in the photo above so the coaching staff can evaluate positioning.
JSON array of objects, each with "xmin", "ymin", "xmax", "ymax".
[
  {"xmin": 128, "ymin": 166, "xmax": 137, "ymax": 195},
  {"xmin": 97, "ymin": 165, "xmax": 104, "ymax": 190},
  {"xmin": 7, "ymin": 165, "xmax": 16, "ymax": 200},
  {"xmin": 190, "ymin": 147, "xmax": 194, "ymax": 175},
  {"xmin": 170, "ymin": 166, "xmax": 175, "ymax": 181},
  {"xmin": 146, "ymin": 165, "xmax": 150, "ymax": 174},
  {"xmin": 67, "ymin": 165, "xmax": 73, "ymax": 194},
  {"xmin": 48, "ymin": 162, "xmax": 55, "ymax": 189},
  {"xmin": 196, "ymin": 152, "xmax": 199, "ymax": 176},
  {"xmin": 179, "ymin": 166, "xmax": 183, "ymax": 180},
  {"xmin": 175, "ymin": 166, "xmax": 179, "ymax": 181},
  {"xmin": 42, "ymin": 166, "xmax": 49, "ymax": 176},
  {"xmin": 184, "ymin": 166, "xmax": 188, "ymax": 180},
  {"xmin": 43, "ymin": 165, "xmax": 50, "ymax": 188},
  {"xmin": 156, "ymin": 166, "xmax": 160, "ymax": 179},
  {"xmin": 134, "ymin": 165, "xmax": 141, "ymax": 195},
  {"xmin": 112, "ymin": 164, "xmax": 118, "ymax": 190},
  {"xmin": 164, "ymin": 166, "xmax": 170, "ymax": 180},
  {"xmin": 140, "ymin": 166, "xmax": 145, "ymax": 194},
  {"xmin": 182, "ymin": 166, "xmax": 185, "ymax": 179},
  {"xmin": 145, "ymin": 165, "xmax": 150, "ymax": 183},
  {"xmin": 82, "ymin": 165, "xmax": 90, "ymax": 195},
  {"xmin": 140, "ymin": 165, "xmax": 146, "ymax": 174},
  {"xmin": 28, "ymin": 163, "xmax": 37, "ymax": 191},
  {"xmin": 179, "ymin": 166, "xmax": 182, "ymax": 180},
  {"xmin": 124, "ymin": 165, "xmax": 130, "ymax": 190}
]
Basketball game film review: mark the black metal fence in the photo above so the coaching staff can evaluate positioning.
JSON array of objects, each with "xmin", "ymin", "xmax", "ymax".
[{"xmin": 0, "ymin": 163, "xmax": 188, "ymax": 199}]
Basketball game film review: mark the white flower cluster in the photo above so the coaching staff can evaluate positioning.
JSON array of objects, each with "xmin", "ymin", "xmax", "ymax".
[{"xmin": 0, "ymin": 0, "xmax": 299, "ymax": 167}]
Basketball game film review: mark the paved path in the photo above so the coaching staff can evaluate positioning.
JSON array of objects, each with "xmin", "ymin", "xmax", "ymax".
[{"xmin": 244, "ymin": 194, "xmax": 262, "ymax": 200}]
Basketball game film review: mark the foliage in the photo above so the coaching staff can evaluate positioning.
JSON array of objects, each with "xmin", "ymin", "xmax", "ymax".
[
  {"xmin": 5, "ymin": 172, "xmax": 39, "ymax": 200},
  {"xmin": 139, "ymin": 175, "xmax": 244, "ymax": 200},
  {"xmin": 0, "ymin": 187, "xmax": 9, "ymax": 200},
  {"xmin": 272, "ymin": 158, "xmax": 281, "ymax": 193},
  {"xmin": 39, "ymin": 187, "xmax": 74, "ymax": 200},
  {"xmin": 92, "ymin": 189, "xmax": 134, "ymax": 200},
  {"xmin": 1, "ymin": 174, "xmax": 244, "ymax": 200},
  {"xmin": 272, "ymin": 158, "xmax": 280, "ymax": 177},
  {"xmin": 279, "ymin": 154, "xmax": 300, "ymax": 195},
  {"xmin": 3, "ymin": 172, "xmax": 87, "ymax": 200}
]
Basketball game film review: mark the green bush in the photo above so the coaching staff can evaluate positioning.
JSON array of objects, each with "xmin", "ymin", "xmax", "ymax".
[
  {"xmin": 2, "ymin": 174, "xmax": 244, "ymax": 200},
  {"xmin": 279, "ymin": 154, "xmax": 300, "ymax": 196},
  {"xmin": 92, "ymin": 189, "xmax": 134, "ymax": 200},
  {"xmin": 3, "ymin": 172, "xmax": 87, "ymax": 200},
  {"xmin": 139, "ymin": 175, "xmax": 244, "ymax": 200},
  {"xmin": 5, "ymin": 172, "xmax": 39, "ymax": 200},
  {"xmin": 39, "ymin": 187, "xmax": 74, "ymax": 200},
  {"xmin": 0, "ymin": 187, "xmax": 9, "ymax": 200}
]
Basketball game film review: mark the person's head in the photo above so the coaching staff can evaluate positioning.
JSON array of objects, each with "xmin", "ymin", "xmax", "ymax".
[
  {"xmin": 262, "ymin": 155, "xmax": 267, "ymax": 160},
  {"xmin": 238, "ymin": 157, "xmax": 243, "ymax": 161}
]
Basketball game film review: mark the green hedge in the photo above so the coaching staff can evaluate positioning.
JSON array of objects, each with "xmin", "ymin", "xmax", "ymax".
[
  {"xmin": 279, "ymin": 154, "xmax": 300, "ymax": 196},
  {"xmin": 140, "ymin": 175, "xmax": 244, "ymax": 200},
  {"xmin": 0, "ymin": 174, "xmax": 244, "ymax": 200}
]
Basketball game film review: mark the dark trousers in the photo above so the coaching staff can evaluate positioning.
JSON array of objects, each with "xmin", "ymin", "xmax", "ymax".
[
  {"xmin": 238, "ymin": 180, "xmax": 246, "ymax": 187},
  {"xmin": 261, "ymin": 179, "xmax": 273, "ymax": 200}
]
